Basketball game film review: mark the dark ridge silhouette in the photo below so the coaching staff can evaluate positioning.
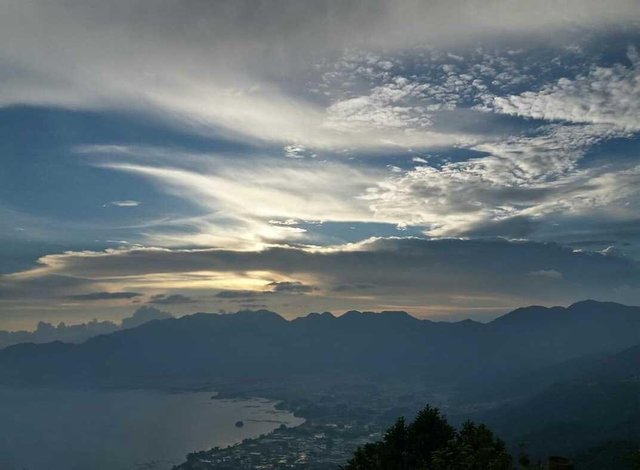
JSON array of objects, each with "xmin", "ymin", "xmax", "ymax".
[
  {"xmin": 0, "ymin": 300, "xmax": 639, "ymax": 390},
  {"xmin": 0, "ymin": 306, "xmax": 172, "ymax": 350}
]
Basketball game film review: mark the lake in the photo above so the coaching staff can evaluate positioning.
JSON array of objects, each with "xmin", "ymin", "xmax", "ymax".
[{"xmin": 0, "ymin": 387, "xmax": 304, "ymax": 470}]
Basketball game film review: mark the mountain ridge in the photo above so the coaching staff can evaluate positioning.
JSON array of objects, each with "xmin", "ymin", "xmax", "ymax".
[
  {"xmin": 1, "ymin": 300, "xmax": 639, "ymax": 390},
  {"xmin": 479, "ymin": 341, "xmax": 640, "ymax": 458},
  {"xmin": 0, "ymin": 306, "xmax": 172, "ymax": 350}
]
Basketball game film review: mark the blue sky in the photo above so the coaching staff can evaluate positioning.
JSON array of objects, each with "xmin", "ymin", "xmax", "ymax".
[{"xmin": 1, "ymin": 1, "xmax": 640, "ymax": 329}]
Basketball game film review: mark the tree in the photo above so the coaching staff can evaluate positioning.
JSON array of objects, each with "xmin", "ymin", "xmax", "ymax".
[
  {"xmin": 406, "ymin": 406, "xmax": 456, "ymax": 469},
  {"xmin": 629, "ymin": 448, "xmax": 640, "ymax": 470},
  {"xmin": 342, "ymin": 405, "xmax": 513, "ymax": 470},
  {"xmin": 431, "ymin": 421, "xmax": 512, "ymax": 470}
]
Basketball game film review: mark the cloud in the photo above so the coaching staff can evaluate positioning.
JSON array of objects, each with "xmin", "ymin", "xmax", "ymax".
[
  {"xmin": 4, "ymin": 19, "xmax": 637, "ymax": 256},
  {"xmin": 2, "ymin": 1, "xmax": 640, "ymax": 328},
  {"xmin": 120, "ymin": 306, "xmax": 172, "ymax": 328},
  {"xmin": 284, "ymin": 145, "xmax": 312, "ymax": 159},
  {"xmin": 324, "ymin": 77, "xmax": 434, "ymax": 132},
  {"xmin": 82, "ymin": 145, "xmax": 384, "ymax": 248},
  {"xmin": 106, "ymin": 200, "xmax": 141, "ymax": 207},
  {"xmin": 529, "ymin": 269, "xmax": 563, "ymax": 280},
  {"xmin": 267, "ymin": 281, "xmax": 314, "ymax": 294},
  {"xmin": 4, "ymin": 238, "xmax": 639, "ymax": 321},
  {"xmin": 214, "ymin": 281, "xmax": 314, "ymax": 299},
  {"xmin": 215, "ymin": 290, "xmax": 264, "ymax": 299},
  {"xmin": 83, "ymin": 126, "xmax": 640, "ymax": 251},
  {"xmin": 66, "ymin": 291, "xmax": 142, "ymax": 301},
  {"xmin": 458, "ymin": 215, "xmax": 539, "ymax": 239},
  {"xmin": 148, "ymin": 293, "xmax": 196, "ymax": 305},
  {"xmin": 61, "ymin": 41, "xmax": 639, "ymax": 251},
  {"xmin": 238, "ymin": 303, "xmax": 269, "ymax": 309},
  {"xmin": 0, "ymin": 1, "xmax": 638, "ymax": 150},
  {"xmin": 493, "ymin": 47, "xmax": 640, "ymax": 131},
  {"xmin": 332, "ymin": 283, "xmax": 374, "ymax": 292},
  {"xmin": 0, "ymin": 273, "xmax": 97, "ymax": 303},
  {"xmin": 364, "ymin": 124, "xmax": 640, "ymax": 237}
]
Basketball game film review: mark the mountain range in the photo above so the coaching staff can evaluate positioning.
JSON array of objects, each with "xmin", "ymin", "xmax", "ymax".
[
  {"xmin": 478, "ymin": 341, "xmax": 640, "ymax": 462},
  {"xmin": 0, "ymin": 306, "xmax": 172, "ymax": 350},
  {"xmin": 1, "ymin": 299, "xmax": 639, "ymax": 463},
  {"xmin": 1, "ymin": 300, "xmax": 638, "ymax": 391}
]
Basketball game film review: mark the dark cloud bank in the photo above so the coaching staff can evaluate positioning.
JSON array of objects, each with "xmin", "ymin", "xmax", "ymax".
[{"xmin": 16, "ymin": 237, "xmax": 640, "ymax": 309}]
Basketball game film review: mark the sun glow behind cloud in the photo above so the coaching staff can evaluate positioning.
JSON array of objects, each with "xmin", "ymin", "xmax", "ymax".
[{"xmin": 111, "ymin": 271, "xmax": 297, "ymax": 292}]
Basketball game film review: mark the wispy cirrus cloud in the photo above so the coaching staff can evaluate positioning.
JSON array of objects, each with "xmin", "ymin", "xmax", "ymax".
[
  {"xmin": 105, "ymin": 200, "xmax": 141, "ymax": 208},
  {"xmin": 78, "ymin": 145, "xmax": 388, "ymax": 248},
  {"xmin": 364, "ymin": 122, "xmax": 638, "ymax": 236}
]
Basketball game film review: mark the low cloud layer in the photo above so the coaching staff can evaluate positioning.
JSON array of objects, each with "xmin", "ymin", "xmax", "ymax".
[
  {"xmin": 66, "ymin": 291, "xmax": 142, "ymax": 301},
  {"xmin": 267, "ymin": 281, "xmax": 315, "ymax": 294},
  {"xmin": 148, "ymin": 294, "xmax": 196, "ymax": 305},
  {"xmin": 2, "ymin": 237, "xmax": 639, "ymax": 327}
]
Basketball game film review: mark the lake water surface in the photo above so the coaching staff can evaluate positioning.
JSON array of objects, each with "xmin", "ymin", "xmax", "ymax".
[{"xmin": 0, "ymin": 387, "xmax": 303, "ymax": 470}]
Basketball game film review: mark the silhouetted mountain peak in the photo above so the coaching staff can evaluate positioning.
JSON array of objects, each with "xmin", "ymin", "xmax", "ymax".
[
  {"xmin": 488, "ymin": 301, "xmax": 632, "ymax": 326},
  {"xmin": 377, "ymin": 310, "xmax": 417, "ymax": 320},
  {"xmin": 1, "ymin": 300, "xmax": 639, "ymax": 389},
  {"xmin": 339, "ymin": 310, "xmax": 417, "ymax": 322},
  {"xmin": 488, "ymin": 305, "xmax": 556, "ymax": 326},
  {"xmin": 234, "ymin": 309, "xmax": 286, "ymax": 321},
  {"xmin": 297, "ymin": 311, "xmax": 336, "ymax": 322},
  {"xmin": 175, "ymin": 310, "xmax": 287, "ymax": 328},
  {"xmin": 341, "ymin": 310, "xmax": 364, "ymax": 318},
  {"xmin": 568, "ymin": 299, "xmax": 630, "ymax": 312},
  {"xmin": 0, "ymin": 340, "xmax": 77, "ymax": 362}
]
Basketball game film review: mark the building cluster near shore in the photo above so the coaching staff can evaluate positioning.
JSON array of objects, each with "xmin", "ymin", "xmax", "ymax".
[
  {"xmin": 174, "ymin": 388, "xmax": 393, "ymax": 470},
  {"xmin": 177, "ymin": 421, "xmax": 381, "ymax": 470}
]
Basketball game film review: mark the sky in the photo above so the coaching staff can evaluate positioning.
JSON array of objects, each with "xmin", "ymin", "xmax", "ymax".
[{"xmin": 1, "ymin": 0, "xmax": 640, "ymax": 329}]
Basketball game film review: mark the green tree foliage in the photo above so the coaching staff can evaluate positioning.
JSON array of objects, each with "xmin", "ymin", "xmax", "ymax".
[
  {"xmin": 431, "ymin": 421, "xmax": 513, "ymax": 470},
  {"xmin": 342, "ymin": 405, "xmax": 514, "ymax": 470},
  {"xmin": 630, "ymin": 448, "xmax": 640, "ymax": 470}
]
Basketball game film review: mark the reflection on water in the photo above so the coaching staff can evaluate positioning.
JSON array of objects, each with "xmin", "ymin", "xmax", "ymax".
[{"xmin": 0, "ymin": 387, "xmax": 303, "ymax": 470}]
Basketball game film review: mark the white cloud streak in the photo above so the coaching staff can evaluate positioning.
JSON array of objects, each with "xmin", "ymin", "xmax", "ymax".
[
  {"xmin": 494, "ymin": 47, "xmax": 640, "ymax": 131},
  {"xmin": 82, "ymin": 146, "xmax": 388, "ymax": 248},
  {"xmin": 106, "ymin": 200, "xmax": 141, "ymax": 207}
]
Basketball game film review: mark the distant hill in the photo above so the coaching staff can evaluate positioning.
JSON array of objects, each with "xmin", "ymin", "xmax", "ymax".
[
  {"xmin": 0, "ymin": 300, "xmax": 639, "ymax": 390},
  {"xmin": 478, "ymin": 342, "xmax": 640, "ymax": 461},
  {"xmin": 451, "ymin": 300, "xmax": 640, "ymax": 401},
  {"xmin": 0, "ymin": 307, "xmax": 172, "ymax": 350}
]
